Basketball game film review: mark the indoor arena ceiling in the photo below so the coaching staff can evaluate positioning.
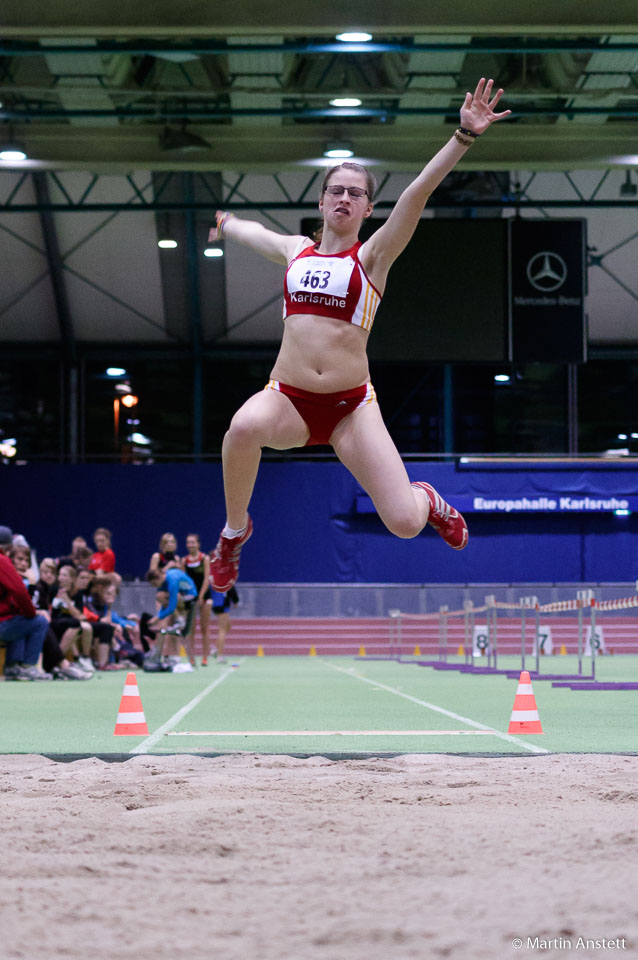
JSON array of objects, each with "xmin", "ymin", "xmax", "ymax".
[{"xmin": 1, "ymin": 1, "xmax": 638, "ymax": 173}]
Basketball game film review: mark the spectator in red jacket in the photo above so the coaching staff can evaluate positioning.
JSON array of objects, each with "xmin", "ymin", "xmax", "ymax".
[
  {"xmin": 88, "ymin": 527, "xmax": 116, "ymax": 574},
  {"xmin": 0, "ymin": 525, "xmax": 51, "ymax": 680}
]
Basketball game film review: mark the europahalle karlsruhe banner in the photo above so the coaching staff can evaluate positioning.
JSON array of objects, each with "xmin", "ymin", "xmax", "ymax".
[
  {"xmin": 509, "ymin": 218, "xmax": 586, "ymax": 363},
  {"xmin": 454, "ymin": 494, "xmax": 635, "ymax": 514}
]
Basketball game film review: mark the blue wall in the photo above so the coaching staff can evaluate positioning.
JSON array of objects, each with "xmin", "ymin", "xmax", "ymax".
[{"xmin": 2, "ymin": 461, "xmax": 638, "ymax": 583}]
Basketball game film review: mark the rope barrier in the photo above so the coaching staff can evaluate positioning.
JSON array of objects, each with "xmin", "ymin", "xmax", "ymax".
[
  {"xmin": 594, "ymin": 595, "xmax": 638, "ymax": 612},
  {"xmin": 388, "ymin": 589, "xmax": 638, "ymax": 678},
  {"xmin": 537, "ymin": 599, "xmax": 582, "ymax": 612}
]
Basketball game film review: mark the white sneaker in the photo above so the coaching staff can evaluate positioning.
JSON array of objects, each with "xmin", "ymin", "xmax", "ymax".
[{"xmin": 78, "ymin": 656, "xmax": 95, "ymax": 674}]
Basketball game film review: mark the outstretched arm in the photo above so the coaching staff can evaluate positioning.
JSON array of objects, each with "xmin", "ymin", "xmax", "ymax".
[
  {"xmin": 209, "ymin": 212, "xmax": 308, "ymax": 266},
  {"xmin": 360, "ymin": 79, "xmax": 511, "ymax": 284}
]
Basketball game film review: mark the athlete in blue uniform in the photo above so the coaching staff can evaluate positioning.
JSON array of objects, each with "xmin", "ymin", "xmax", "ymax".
[
  {"xmin": 211, "ymin": 586, "xmax": 239, "ymax": 664},
  {"xmin": 146, "ymin": 567, "xmax": 198, "ymax": 638}
]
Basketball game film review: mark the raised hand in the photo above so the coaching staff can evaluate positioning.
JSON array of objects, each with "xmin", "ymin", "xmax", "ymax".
[{"xmin": 460, "ymin": 78, "xmax": 511, "ymax": 135}]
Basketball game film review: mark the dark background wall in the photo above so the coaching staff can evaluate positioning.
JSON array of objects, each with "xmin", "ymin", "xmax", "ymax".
[{"xmin": 3, "ymin": 461, "xmax": 638, "ymax": 583}]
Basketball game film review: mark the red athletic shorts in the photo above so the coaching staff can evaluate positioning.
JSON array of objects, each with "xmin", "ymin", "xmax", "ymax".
[{"xmin": 264, "ymin": 379, "xmax": 378, "ymax": 446}]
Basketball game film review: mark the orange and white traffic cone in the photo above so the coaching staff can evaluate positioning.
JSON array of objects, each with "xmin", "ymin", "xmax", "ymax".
[
  {"xmin": 508, "ymin": 670, "xmax": 543, "ymax": 735},
  {"xmin": 114, "ymin": 672, "xmax": 149, "ymax": 736}
]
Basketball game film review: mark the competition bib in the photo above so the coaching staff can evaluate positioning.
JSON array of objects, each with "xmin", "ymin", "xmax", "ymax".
[{"xmin": 287, "ymin": 254, "xmax": 356, "ymax": 300}]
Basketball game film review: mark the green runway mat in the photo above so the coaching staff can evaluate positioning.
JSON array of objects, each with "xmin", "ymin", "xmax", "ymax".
[{"xmin": 1, "ymin": 656, "xmax": 637, "ymax": 757}]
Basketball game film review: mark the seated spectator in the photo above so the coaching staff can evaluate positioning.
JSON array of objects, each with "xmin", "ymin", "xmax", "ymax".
[
  {"xmin": 86, "ymin": 576, "xmax": 142, "ymax": 668},
  {"xmin": 106, "ymin": 579, "xmax": 144, "ymax": 667},
  {"xmin": 88, "ymin": 528, "xmax": 116, "ymax": 575},
  {"xmin": 8, "ymin": 545, "xmax": 37, "ymax": 588},
  {"xmin": 58, "ymin": 536, "xmax": 94, "ymax": 571},
  {"xmin": 50, "ymin": 564, "xmax": 96, "ymax": 673},
  {"xmin": 12, "ymin": 534, "xmax": 39, "ymax": 582},
  {"xmin": 31, "ymin": 558, "xmax": 59, "ymax": 612},
  {"xmin": 71, "ymin": 567, "xmax": 94, "ymax": 607},
  {"xmin": 27, "ymin": 562, "xmax": 91, "ymax": 681},
  {"xmin": 150, "ymin": 532, "xmax": 181, "ymax": 573},
  {"xmin": 0, "ymin": 525, "xmax": 51, "ymax": 680}
]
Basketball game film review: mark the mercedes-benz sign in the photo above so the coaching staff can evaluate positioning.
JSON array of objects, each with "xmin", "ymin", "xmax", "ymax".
[{"xmin": 526, "ymin": 251, "xmax": 568, "ymax": 292}]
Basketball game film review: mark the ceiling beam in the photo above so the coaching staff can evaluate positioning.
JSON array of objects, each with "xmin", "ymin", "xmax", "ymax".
[
  {"xmin": 2, "ymin": 0, "xmax": 638, "ymax": 36},
  {"xmin": 4, "ymin": 122, "xmax": 638, "ymax": 172},
  {"xmin": 31, "ymin": 172, "xmax": 76, "ymax": 361},
  {"xmin": 4, "ymin": 38, "xmax": 638, "ymax": 55}
]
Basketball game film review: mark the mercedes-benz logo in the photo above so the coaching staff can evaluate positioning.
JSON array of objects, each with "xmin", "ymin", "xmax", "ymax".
[{"xmin": 526, "ymin": 251, "xmax": 568, "ymax": 292}]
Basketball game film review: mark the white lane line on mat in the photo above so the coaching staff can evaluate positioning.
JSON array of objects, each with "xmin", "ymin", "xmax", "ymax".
[
  {"xmin": 129, "ymin": 664, "xmax": 241, "ymax": 755},
  {"xmin": 321, "ymin": 661, "xmax": 549, "ymax": 754},
  {"xmin": 165, "ymin": 730, "xmax": 495, "ymax": 737}
]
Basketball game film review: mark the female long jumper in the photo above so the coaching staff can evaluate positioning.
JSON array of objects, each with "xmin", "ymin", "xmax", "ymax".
[{"xmin": 209, "ymin": 79, "xmax": 511, "ymax": 591}]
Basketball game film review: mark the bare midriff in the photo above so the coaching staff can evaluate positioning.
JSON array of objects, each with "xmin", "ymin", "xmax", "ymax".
[{"xmin": 269, "ymin": 313, "xmax": 371, "ymax": 393}]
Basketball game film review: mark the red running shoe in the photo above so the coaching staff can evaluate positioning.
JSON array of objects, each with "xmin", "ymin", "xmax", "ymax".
[
  {"xmin": 210, "ymin": 515, "xmax": 254, "ymax": 591},
  {"xmin": 411, "ymin": 482, "xmax": 468, "ymax": 551}
]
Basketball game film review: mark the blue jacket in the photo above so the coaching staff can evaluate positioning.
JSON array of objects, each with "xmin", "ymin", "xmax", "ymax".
[{"xmin": 157, "ymin": 568, "xmax": 197, "ymax": 620}]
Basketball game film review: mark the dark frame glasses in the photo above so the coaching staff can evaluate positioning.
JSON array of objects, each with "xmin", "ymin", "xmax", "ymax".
[{"xmin": 323, "ymin": 184, "xmax": 370, "ymax": 199}]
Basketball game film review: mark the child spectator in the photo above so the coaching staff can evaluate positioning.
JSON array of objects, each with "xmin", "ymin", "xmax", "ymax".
[
  {"xmin": 88, "ymin": 577, "xmax": 142, "ymax": 668},
  {"xmin": 73, "ymin": 567, "xmax": 94, "ymax": 603},
  {"xmin": 28, "ymin": 559, "xmax": 90, "ymax": 680},
  {"xmin": 58, "ymin": 536, "xmax": 93, "ymax": 571},
  {"xmin": 8, "ymin": 545, "xmax": 37, "ymax": 587},
  {"xmin": 31, "ymin": 558, "xmax": 59, "ymax": 612},
  {"xmin": 50, "ymin": 564, "xmax": 95, "ymax": 673}
]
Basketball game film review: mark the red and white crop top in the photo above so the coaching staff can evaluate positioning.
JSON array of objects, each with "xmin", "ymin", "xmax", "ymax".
[{"xmin": 283, "ymin": 240, "xmax": 382, "ymax": 332}]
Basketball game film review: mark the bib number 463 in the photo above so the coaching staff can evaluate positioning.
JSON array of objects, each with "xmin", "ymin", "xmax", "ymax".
[{"xmin": 300, "ymin": 269, "xmax": 331, "ymax": 289}]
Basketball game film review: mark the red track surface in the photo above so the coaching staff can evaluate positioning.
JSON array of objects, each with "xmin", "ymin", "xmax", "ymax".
[{"xmin": 194, "ymin": 616, "xmax": 638, "ymax": 656}]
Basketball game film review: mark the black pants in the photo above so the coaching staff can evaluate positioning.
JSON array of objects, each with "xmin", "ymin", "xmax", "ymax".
[{"xmin": 42, "ymin": 627, "xmax": 65, "ymax": 673}]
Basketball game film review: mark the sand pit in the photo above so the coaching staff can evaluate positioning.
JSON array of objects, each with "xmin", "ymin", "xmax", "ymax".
[{"xmin": 1, "ymin": 753, "xmax": 636, "ymax": 959}]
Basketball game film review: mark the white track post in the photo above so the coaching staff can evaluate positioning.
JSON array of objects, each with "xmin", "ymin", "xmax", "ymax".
[
  {"xmin": 589, "ymin": 596, "xmax": 597, "ymax": 681},
  {"xmin": 533, "ymin": 600, "xmax": 541, "ymax": 676},
  {"xmin": 463, "ymin": 600, "xmax": 473, "ymax": 666},
  {"xmin": 439, "ymin": 605, "xmax": 448, "ymax": 663},
  {"xmin": 388, "ymin": 610, "xmax": 399, "ymax": 659},
  {"xmin": 576, "ymin": 590, "xmax": 585, "ymax": 676},
  {"xmin": 485, "ymin": 595, "xmax": 496, "ymax": 668},
  {"xmin": 576, "ymin": 588, "xmax": 595, "ymax": 676},
  {"xmin": 520, "ymin": 598, "xmax": 527, "ymax": 672}
]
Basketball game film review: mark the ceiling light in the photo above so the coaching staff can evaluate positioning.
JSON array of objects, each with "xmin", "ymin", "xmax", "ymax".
[
  {"xmin": 129, "ymin": 432, "xmax": 151, "ymax": 445},
  {"xmin": 0, "ymin": 440, "xmax": 16, "ymax": 458},
  {"xmin": 494, "ymin": 374, "xmax": 511, "ymax": 383},
  {"xmin": 158, "ymin": 238, "xmax": 178, "ymax": 249},
  {"xmin": 204, "ymin": 247, "xmax": 224, "ymax": 258},
  {"xmin": 323, "ymin": 141, "xmax": 355, "ymax": 159},
  {"xmin": 154, "ymin": 51, "xmax": 200, "ymax": 64},
  {"xmin": 335, "ymin": 32, "xmax": 372, "ymax": 43},
  {"xmin": 106, "ymin": 367, "xmax": 127, "ymax": 378},
  {"xmin": 121, "ymin": 394, "xmax": 139, "ymax": 408},
  {"xmin": 330, "ymin": 97, "xmax": 362, "ymax": 107},
  {"xmin": 159, "ymin": 125, "xmax": 211, "ymax": 153},
  {"xmin": 0, "ymin": 140, "xmax": 27, "ymax": 162},
  {"xmin": 618, "ymin": 433, "xmax": 628, "ymax": 440},
  {"xmin": 620, "ymin": 171, "xmax": 637, "ymax": 197}
]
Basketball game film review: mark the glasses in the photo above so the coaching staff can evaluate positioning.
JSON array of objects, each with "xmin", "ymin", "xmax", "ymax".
[{"xmin": 323, "ymin": 184, "xmax": 369, "ymax": 199}]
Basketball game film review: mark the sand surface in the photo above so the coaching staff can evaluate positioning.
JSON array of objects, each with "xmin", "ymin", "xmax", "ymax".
[{"xmin": 1, "ymin": 753, "xmax": 637, "ymax": 960}]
